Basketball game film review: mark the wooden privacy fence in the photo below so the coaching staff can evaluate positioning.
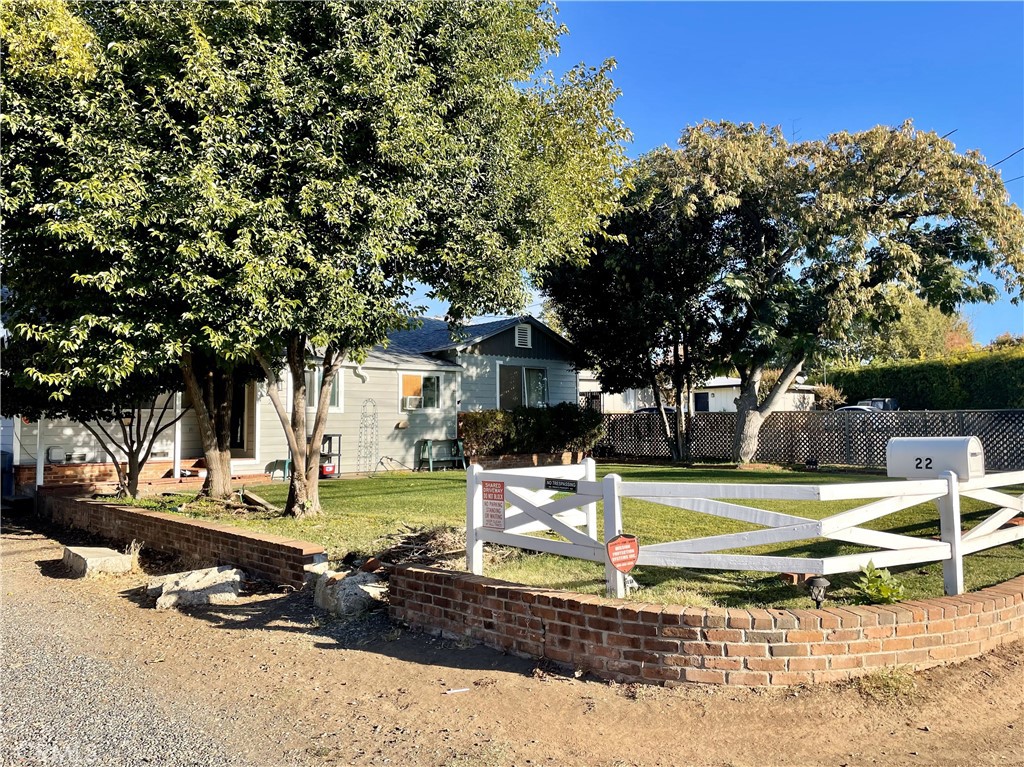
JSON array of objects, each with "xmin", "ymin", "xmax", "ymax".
[
  {"xmin": 466, "ymin": 460, "xmax": 1024, "ymax": 599},
  {"xmin": 596, "ymin": 409, "xmax": 1024, "ymax": 471}
]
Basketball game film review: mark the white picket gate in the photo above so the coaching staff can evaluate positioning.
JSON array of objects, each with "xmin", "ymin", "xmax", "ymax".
[{"xmin": 466, "ymin": 462, "xmax": 1024, "ymax": 599}]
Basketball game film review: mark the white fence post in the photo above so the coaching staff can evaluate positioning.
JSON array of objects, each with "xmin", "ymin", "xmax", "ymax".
[
  {"xmin": 583, "ymin": 457, "xmax": 598, "ymax": 542},
  {"xmin": 937, "ymin": 470, "xmax": 964, "ymax": 596},
  {"xmin": 466, "ymin": 463, "xmax": 484, "ymax": 575},
  {"xmin": 603, "ymin": 473, "xmax": 624, "ymax": 598}
]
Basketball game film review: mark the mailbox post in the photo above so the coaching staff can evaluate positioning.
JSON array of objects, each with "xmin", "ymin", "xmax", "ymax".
[{"xmin": 886, "ymin": 437, "xmax": 983, "ymax": 596}]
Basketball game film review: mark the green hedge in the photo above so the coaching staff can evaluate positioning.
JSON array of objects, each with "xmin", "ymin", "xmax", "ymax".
[
  {"xmin": 825, "ymin": 347, "xmax": 1024, "ymax": 410},
  {"xmin": 458, "ymin": 404, "xmax": 605, "ymax": 456}
]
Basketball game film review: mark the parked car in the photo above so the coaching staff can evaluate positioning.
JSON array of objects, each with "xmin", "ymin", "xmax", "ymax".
[
  {"xmin": 835, "ymin": 405, "xmax": 881, "ymax": 412},
  {"xmin": 856, "ymin": 398, "xmax": 899, "ymax": 410}
]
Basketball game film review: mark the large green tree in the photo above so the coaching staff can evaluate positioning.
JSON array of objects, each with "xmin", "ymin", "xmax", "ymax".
[
  {"xmin": 676, "ymin": 120, "xmax": 1023, "ymax": 461},
  {"xmin": 827, "ymin": 289, "xmax": 975, "ymax": 364},
  {"xmin": 2, "ymin": 1, "xmax": 629, "ymax": 513},
  {"xmin": 542, "ymin": 149, "xmax": 719, "ymax": 460}
]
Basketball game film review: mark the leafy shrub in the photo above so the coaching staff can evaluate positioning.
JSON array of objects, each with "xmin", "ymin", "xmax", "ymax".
[
  {"xmin": 458, "ymin": 404, "xmax": 604, "ymax": 456},
  {"xmin": 813, "ymin": 383, "xmax": 846, "ymax": 410},
  {"xmin": 826, "ymin": 347, "xmax": 1024, "ymax": 410},
  {"xmin": 458, "ymin": 410, "xmax": 512, "ymax": 457},
  {"xmin": 852, "ymin": 561, "xmax": 906, "ymax": 604}
]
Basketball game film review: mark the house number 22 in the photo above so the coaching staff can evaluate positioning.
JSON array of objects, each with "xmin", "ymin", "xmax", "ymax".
[{"xmin": 914, "ymin": 457, "xmax": 934, "ymax": 470}]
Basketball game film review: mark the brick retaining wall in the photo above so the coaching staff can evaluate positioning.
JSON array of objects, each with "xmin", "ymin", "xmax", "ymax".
[
  {"xmin": 42, "ymin": 496, "xmax": 325, "ymax": 589},
  {"xmin": 389, "ymin": 565, "xmax": 1024, "ymax": 687}
]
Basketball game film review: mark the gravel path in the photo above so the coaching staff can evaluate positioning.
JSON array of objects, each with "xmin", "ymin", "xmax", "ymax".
[{"xmin": 0, "ymin": 532, "xmax": 261, "ymax": 767}]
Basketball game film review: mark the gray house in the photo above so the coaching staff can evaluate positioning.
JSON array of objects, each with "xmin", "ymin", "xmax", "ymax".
[
  {"xmin": 386, "ymin": 316, "xmax": 580, "ymax": 411},
  {"xmin": 4, "ymin": 315, "xmax": 579, "ymax": 493}
]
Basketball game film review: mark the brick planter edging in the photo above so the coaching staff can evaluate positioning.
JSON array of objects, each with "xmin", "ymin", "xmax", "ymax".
[
  {"xmin": 41, "ymin": 496, "xmax": 325, "ymax": 589},
  {"xmin": 389, "ymin": 565, "xmax": 1024, "ymax": 687}
]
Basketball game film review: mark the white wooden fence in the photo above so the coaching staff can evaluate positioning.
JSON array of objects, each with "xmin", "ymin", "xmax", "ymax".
[{"xmin": 466, "ymin": 463, "xmax": 1024, "ymax": 599}]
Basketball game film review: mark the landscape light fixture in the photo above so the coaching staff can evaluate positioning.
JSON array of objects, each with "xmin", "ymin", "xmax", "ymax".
[
  {"xmin": 119, "ymin": 412, "xmax": 134, "ymax": 427},
  {"xmin": 807, "ymin": 576, "xmax": 831, "ymax": 608}
]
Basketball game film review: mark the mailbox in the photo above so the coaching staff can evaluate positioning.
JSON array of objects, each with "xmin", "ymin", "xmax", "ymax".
[{"xmin": 886, "ymin": 437, "xmax": 985, "ymax": 481}]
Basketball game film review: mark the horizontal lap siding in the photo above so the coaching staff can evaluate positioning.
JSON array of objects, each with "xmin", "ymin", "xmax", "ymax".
[
  {"xmin": 457, "ymin": 355, "xmax": 577, "ymax": 410},
  {"xmin": 18, "ymin": 398, "xmax": 190, "ymax": 466},
  {"xmin": 254, "ymin": 366, "xmax": 458, "ymax": 474}
]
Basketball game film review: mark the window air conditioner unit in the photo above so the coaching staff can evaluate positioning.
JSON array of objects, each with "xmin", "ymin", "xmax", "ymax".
[{"xmin": 403, "ymin": 396, "xmax": 422, "ymax": 410}]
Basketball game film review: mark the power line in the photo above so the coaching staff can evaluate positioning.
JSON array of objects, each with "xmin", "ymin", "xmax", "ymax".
[
  {"xmin": 1004, "ymin": 174, "xmax": 1023, "ymax": 184},
  {"xmin": 991, "ymin": 146, "xmax": 1024, "ymax": 168}
]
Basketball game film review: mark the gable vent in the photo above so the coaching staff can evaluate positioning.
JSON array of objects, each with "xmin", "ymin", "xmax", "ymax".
[{"xmin": 515, "ymin": 323, "xmax": 532, "ymax": 349}]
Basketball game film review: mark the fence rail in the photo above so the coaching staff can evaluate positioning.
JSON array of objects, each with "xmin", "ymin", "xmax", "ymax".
[
  {"xmin": 466, "ymin": 461, "xmax": 1024, "ymax": 598},
  {"xmin": 595, "ymin": 410, "xmax": 1024, "ymax": 471}
]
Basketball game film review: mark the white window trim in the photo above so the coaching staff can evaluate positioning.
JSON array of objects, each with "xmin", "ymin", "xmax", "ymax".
[
  {"xmin": 399, "ymin": 371, "xmax": 443, "ymax": 412},
  {"xmin": 303, "ymin": 364, "xmax": 344, "ymax": 413}
]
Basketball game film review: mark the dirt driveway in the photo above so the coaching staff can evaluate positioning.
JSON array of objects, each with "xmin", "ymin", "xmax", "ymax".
[{"xmin": 2, "ymin": 515, "xmax": 1022, "ymax": 767}]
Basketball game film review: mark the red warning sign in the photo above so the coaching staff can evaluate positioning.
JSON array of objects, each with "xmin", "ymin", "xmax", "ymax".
[
  {"xmin": 482, "ymin": 480, "xmax": 505, "ymax": 530},
  {"xmin": 606, "ymin": 534, "xmax": 640, "ymax": 574}
]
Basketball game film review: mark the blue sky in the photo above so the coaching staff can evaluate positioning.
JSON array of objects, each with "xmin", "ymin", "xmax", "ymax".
[{"xmin": 429, "ymin": 1, "xmax": 1024, "ymax": 343}]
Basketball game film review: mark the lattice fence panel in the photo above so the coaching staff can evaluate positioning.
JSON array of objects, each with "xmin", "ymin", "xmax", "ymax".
[
  {"xmin": 598, "ymin": 410, "xmax": 1024, "ymax": 471},
  {"xmin": 597, "ymin": 413, "xmax": 675, "ymax": 458},
  {"xmin": 962, "ymin": 411, "xmax": 1024, "ymax": 472}
]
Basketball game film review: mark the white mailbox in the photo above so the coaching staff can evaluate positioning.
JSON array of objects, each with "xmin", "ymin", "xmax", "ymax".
[{"xmin": 886, "ymin": 437, "xmax": 985, "ymax": 481}]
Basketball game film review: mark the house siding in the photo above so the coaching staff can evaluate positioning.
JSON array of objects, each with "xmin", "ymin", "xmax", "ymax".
[
  {"xmin": 457, "ymin": 354, "xmax": 577, "ymax": 411},
  {"xmin": 17, "ymin": 397, "xmax": 186, "ymax": 467},
  {"xmin": 466, "ymin": 324, "xmax": 575, "ymax": 360},
  {"xmin": 251, "ymin": 365, "xmax": 457, "ymax": 475}
]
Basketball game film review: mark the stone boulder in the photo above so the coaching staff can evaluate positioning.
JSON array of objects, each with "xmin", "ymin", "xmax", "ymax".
[
  {"xmin": 62, "ymin": 546, "xmax": 133, "ymax": 577},
  {"xmin": 313, "ymin": 570, "xmax": 385, "ymax": 616},
  {"xmin": 148, "ymin": 566, "xmax": 244, "ymax": 610}
]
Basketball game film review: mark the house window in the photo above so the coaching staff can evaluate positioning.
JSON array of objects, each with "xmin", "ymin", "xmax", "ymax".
[
  {"xmin": 304, "ymin": 366, "xmax": 342, "ymax": 411},
  {"xmin": 515, "ymin": 324, "xmax": 532, "ymax": 349},
  {"xmin": 498, "ymin": 365, "xmax": 548, "ymax": 409},
  {"xmin": 401, "ymin": 373, "xmax": 440, "ymax": 410}
]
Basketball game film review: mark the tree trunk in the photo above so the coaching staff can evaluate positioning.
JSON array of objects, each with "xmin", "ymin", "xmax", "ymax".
[
  {"xmin": 732, "ymin": 375, "xmax": 764, "ymax": 463},
  {"xmin": 647, "ymin": 366, "xmax": 679, "ymax": 461},
  {"xmin": 126, "ymin": 452, "xmax": 140, "ymax": 498},
  {"xmin": 732, "ymin": 356, "xmax": 805, "ymax": 464},
  {"xmin": 181, "ymin": 352, "xmax": 234, "ymax": 499},
  {"xmin": 257, "ymin": 335, "xmax": 327, "ymax": 519}
]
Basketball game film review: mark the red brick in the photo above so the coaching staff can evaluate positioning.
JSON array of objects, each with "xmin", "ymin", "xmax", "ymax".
[
  {"xmin": 788, "ymin": 656, "xmax": 828, "ymax": 672},
  {"xmin": 661, "ymin": 626, "xmax": 701, "ymax": 640},
  {"xmin": 724, "ymin": 643, "xmax": 768, "ymax": 658},
  {"xmin": 705, "ymin": 629, "xmax": 743, "ymax": 643},
  {"xmin": 745, "ymin": 657, "xmax": 787, "ymax": 672},
  {"xmin": 726, "ymin": 609, "xmax": 753, "ymax": 630},
  {"xmin": 726, "ymin": 670, "xmax": 770, "ymax": 686},
  {"xmin": 682, "ymin": 668, "xmax": 726, "ymax": 685},
  {"xmin": 769, "ymin": 644, "xmax": 809, "ymax": 658},
  {"xmin": 681, "ymin": 642, "xmax": 723, "ymax": 657},
  {"xmin": 770, "ymin": 671, "xmax": 813, "ymax": 686},
  {"xmin": 786, "ymin": 629, "xmax": 825, "ymax": 643}
]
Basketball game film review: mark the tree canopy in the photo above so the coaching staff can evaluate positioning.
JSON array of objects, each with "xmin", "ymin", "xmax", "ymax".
[
  {"xmin": 541, "ymin": 149, "xmax": 719, "ymax": 459},
  {"xmin": 545, "ymin": 120, "xmax": 1024, "ymax": 462},
  {"xmin": 2, "ymin": 0, "xmax": 630, "ymax": 508}
]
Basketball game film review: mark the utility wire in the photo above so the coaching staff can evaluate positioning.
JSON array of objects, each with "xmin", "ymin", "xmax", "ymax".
[
  {"xmin": 1004, "ymin": 174, "xmax": 1023, "ymax": 184},
  {"xmin": 991, "ymin": 146, "xmax": 1024, "ymax": 168}
]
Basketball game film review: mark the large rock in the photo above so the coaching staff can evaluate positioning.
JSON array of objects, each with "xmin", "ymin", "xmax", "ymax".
[
  {"xmin": 62, "ymin": 546, "xmax": 133, "ymax": 577},
  {"xmin": 148, "ymin": 566, "xmax": 244, "ymax": 610},
  {"xmin": 313, "ymin": 570, "xmax": 385, "ymax": 616}
]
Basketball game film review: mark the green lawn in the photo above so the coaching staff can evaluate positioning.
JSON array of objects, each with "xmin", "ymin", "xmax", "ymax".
[{"xmin": 156, "ymin": 463, "xmax": 1024, "ymax": 610}]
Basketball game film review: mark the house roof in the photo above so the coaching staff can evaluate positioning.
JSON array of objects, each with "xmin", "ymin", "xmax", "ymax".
[
  {"xmin": 386, "ymin": 315, "xmax": 570, "ymax": 355},
  {"xmin": 360, "ymin": 345, "xmax": 461, "ymax": 371}
]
